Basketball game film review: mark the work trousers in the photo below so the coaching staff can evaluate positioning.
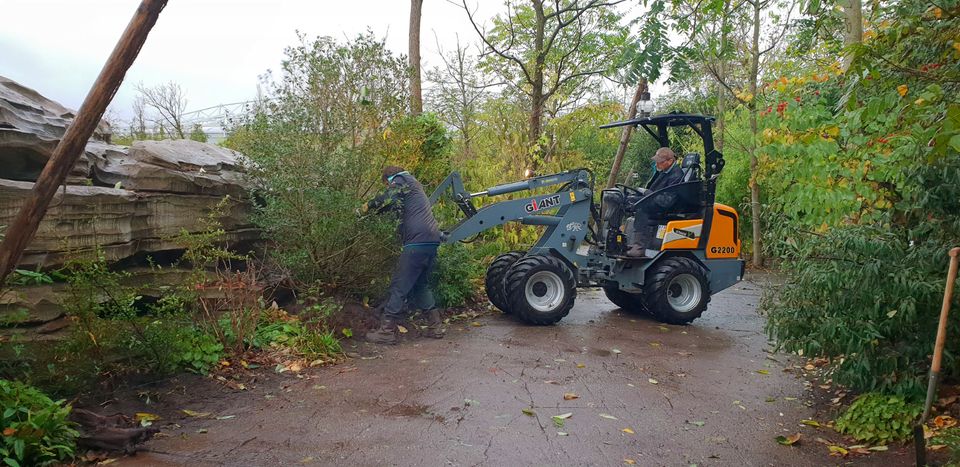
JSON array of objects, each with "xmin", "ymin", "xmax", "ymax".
[
  {"xmin": 632, "ymin": 206, "xmax": 669, "ymax": 249},
  {"xmin": 382, "ymin": 245, "xmax": 438, "ymax": 321}
]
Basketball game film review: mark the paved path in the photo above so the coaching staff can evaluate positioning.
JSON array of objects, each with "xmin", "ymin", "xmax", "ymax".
[{"xmin": 115, "ymin": 274, "xmax": 908, "ymax": 466}]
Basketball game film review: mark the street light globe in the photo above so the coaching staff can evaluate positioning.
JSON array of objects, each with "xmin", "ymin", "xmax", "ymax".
[{"xmin": 637, "ymin": 99, "xmax": 655, "ymax": 115}]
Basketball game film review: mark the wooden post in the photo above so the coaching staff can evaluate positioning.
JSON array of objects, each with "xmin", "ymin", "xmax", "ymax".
[
  {"xmin": 0, "ymin": 0, "xmax": 168, "ymax": 285},
  {"xmin": 606, "ymin": 79, "xmax": 647, "ymax": 189}
]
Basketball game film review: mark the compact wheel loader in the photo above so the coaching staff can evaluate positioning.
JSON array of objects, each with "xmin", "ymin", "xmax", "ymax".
[{"xmin": 430, "ymin": 113, "xmax": 745, "ymax": 325}]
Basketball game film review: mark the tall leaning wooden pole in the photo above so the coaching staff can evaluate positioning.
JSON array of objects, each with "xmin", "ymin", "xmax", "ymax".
[{"xmin": 0, "ymin": 0, "xmax": 168, "ymax": 285}]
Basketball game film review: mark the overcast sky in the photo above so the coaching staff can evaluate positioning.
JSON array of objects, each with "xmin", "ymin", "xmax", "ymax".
[{"xmin": 0, "ymin": 0, "xmax": 512, "ymax": 122}]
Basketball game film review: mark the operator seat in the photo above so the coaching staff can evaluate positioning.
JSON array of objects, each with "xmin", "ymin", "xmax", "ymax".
[{"xmin": 681, "ymin": 153, "xmax": 701, "ymax": 182}]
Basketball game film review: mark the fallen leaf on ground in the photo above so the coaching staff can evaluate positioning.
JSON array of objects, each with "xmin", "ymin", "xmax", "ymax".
[
  {"xmin": 464, "ymin": 399, "xmax": 479, "ymax": 407},
  {"xmin": 784, "ymin": 397, "xmax": 798, "ymax": 401},
  {"xmin": 622, "ymin": 428, "xmax": 635, "ymax": 434},
  {"xmin": 766, "ymin": 397, "xmax": 777, "ymax": 403},
  {"xmin": 300, "ymin": 456, "xmax": 315, "ymax": 464},
  {"xmin": 522, "ymin": 408, "xmax": 536, "ymax": 416},
  {"xmin": 599, "ymin": 413, "xmax": 618, "ymax": 420},
  {"xmin": 552, "ymin": 413, "xmax": 572, "ymax": 428},
  {"xmin": 868, "ymin": 445, "xmax": 888, "ymax": 452},
  {"xmin": 624, "ymin": 459, "xmax": 636, "ymax": 464},
  {"xmin": 215, "ymin": 415, "xmax": 236, "ymax": 420},
  {"xmin": 612, "ymin": 348, "xmax": 622, "ymax": 354},
  {"xmin": 658, "ymin": 326, "xmax": 669, "ymax": 331},
  {"xmin": 397, "ymin": 325, "xmax": 408, "ymax": 333},
  {"xmin": 563, "ymin": 393, "xmax": 579, "ymax": 401},
  {"xmin": 557, "ymin": 431, "xmax": 568, "ymax": 436},
  {"xmin": 828, "ymin": 445, "xmax": 848, "ymax": 456},
  {"xmin": 756, "ymin": 369, "xmax": 770, "ymax": 375},
  {"xmin": 135, "ymin": 412, "xmax": 160, "ymax": 427},
  {"xmin": 934, "ymin": 415, "xmax": 957, "ymax": 429},
  {"xmin": 181, "ymin": 409, "xmax": 211, "ymax": 418},
  {"xmin": 470, "ymin": 321, "xmax": 483, "ymax": 327},
  {"xmin": 648, "ymin": 378, "xmax": 659, "ymax": 385},
  {"xmin": 776, "ymin": 433, "xmax": 801, "ymax": 446},
  {"xmin": 196, "ymin": 428, "xmax": 208, "ymax": 434},
  {"xmin": 649, "ymin": 342, "xmax": 662, "ymax": 348},
  {"xmin": 678, "ymin": 351, "xmax": 693, "ymax": 357},
  {"xmin": 804, "ymin": 364, "xmax": 815, "ymax": 371},
  {"xmin": 800, "ymin": 419, "xmax": 821, "ymax": 427},
  {"xmin": 97, "ymin": 459, "xmax": 118, "ymax": 465},
  {"xmin": 930, "ymin": 444, "xmax": 947, "ymax": 450},
  {"xmin": 576, "ymin": 363, "xmax": 586, "ymax": 368},
  {"xmin": 544, "ymin": 380, "xmax": 560, "ymax": 385},
  {"xmin": 2, "ymin": 428, "xmax": 14, "ymax": 436},
  {"xmin": 688, "ymin": 421, "xmax": 705, "ymax": 427}
]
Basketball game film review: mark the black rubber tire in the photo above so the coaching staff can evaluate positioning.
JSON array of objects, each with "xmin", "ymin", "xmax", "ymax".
[
  {"xmin": 643, "ymin": 256, "xmax": 710, "ymax": 325},
  {"xmin": 602, "ymin": 285, "xmax": 647, "ymax": 314},
  {"xmin": 503, "ymin": 255, "xmax": 577, "ymax": 325},
  {"xmin": 485, "ymin": 250, "xmax": 525, "ymax": 313}
]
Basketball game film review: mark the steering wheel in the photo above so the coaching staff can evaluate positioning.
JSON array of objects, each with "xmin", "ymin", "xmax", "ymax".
[{"xmin": 615, "ymin": 184, "xmax": 644, "ymax": 197}]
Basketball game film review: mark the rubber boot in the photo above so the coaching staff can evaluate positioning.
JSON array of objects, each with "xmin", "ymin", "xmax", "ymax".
[
  {"xmin": 423, "ymin": 308, "xmax": 445, "ymax": 339},
  {"xmin": 366, "ymin": 317, "xmax": 399, "ymax": 344}
]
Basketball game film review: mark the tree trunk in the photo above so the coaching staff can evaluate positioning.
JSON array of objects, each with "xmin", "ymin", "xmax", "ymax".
[
  {"xmin": 841, "ymin": 0, "xmax": 863, "ymax": 71},
  {"xmin": 748, "ymin": 0, "xmax": 763, "ymax": 268},
  {"xmin": 409, "ymin": 0, "xmax": 423, "ymax": 116},
  {"xmin": 528, "ymin": 0, "xmax": 547, "ymax": 169},
  {"xmin": 606, "ymin": 80, "xmax": 646, "ymax": 188},
  {"xmin": 0, "ymin": 0, "xmax": 168, "ymax": 285},
  {"xmin": 715, "ymin": 0, "xmax": 731, "ymax": 152},
  {"xmin": 409, "ymin": 0, "xmax": 424, "ymax": 115}
]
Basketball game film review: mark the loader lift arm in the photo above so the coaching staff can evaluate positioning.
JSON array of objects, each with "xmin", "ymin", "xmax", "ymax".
[{"xmin": 429, "ymin": 169, "xmax": 595, "ymax": 247}]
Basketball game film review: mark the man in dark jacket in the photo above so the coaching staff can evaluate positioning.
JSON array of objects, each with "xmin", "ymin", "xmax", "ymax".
[
  {"xmin": 626, "ymin": 147, "xmax": 684, "ymax": 257},
  {"xmin": 362, "ymin": 166, "xmax": 444, "ymax": 344}
]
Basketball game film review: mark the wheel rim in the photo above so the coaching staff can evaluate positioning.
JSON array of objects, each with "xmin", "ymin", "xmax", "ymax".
[
  {"xmin": 667, "ymin": 273, "xmax": 701, "ymax": 313},
  {"xmin": 525, "ymin": 270, "xmax": 565, "ymax": 312}
]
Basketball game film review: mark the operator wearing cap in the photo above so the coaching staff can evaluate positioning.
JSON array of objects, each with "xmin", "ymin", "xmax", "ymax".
[{"xmin": 625, "ymin": 147, "xmax": 683, "ymax": 257}]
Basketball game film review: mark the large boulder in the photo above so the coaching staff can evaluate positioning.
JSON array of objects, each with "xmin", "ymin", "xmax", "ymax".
[
  {"xmin": 0, "ymin": 75, "xmax": 109, "ymax": 183},
  {"xmin": 0, "ymin": 76, "xmax": 261, "ymax": 334},
  {"xmin": 88, "ymin": 139, "xmax": 250, "ymax": 196},
  {"xmin": 0, "ymin": 179, "xmax": 258, "ymax": 269}
]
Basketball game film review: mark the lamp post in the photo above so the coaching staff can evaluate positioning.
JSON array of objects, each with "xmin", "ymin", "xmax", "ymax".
[{"xmin": 637, "ymin": 91, "xmax": 654, "ymax": 117}]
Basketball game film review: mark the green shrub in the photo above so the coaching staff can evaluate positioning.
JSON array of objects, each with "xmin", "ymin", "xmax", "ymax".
[
  {"xmin": 0, "ymin": 379, "xmax": 78, "ymax": 466},
  {"xmin": 834, "ymin": 393, "xmax": 920, "ymax": 444},
  {"xmin": 246, "ymin": 306, "xmax": 343, "ymax": 360},
  {"xmin": 224, "ymin": 32, "xmax": 410, "ymax": 297},
  {"xmin": 765, "ymin": 155, "xmax": 960, "ymax": 398},
  {"xmin": 175, "ymin": 329, "xmax": 224, "ymax": 374},
  {"xmin": 432, "ymin": 242, "xmax": 510, "ymax": 308}
]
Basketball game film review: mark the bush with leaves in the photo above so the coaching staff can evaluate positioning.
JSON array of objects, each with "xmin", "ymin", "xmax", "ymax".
[
  {"xmin": 764, "ymin": 0, "xmax": 960, "ymax": 398},
  {"xmin": 0, "ymin": 379, "xmax": 78, "ymax": 466},
  {"xmin": 430, "ymin": 244, "xmax": 500, "ymax": 308},
  {"xmin": 835, "ymin": 393, "xmax": 921, "ymax": 444},
  {"xmin": 225, "ymin": 31, "xmax": 417, "ymax": 297}
]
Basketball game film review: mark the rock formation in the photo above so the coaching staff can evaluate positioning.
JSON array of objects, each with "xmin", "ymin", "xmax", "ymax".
[{"xmin": 0, "ymin": 75, "xmax": 258, "ymax": 336}]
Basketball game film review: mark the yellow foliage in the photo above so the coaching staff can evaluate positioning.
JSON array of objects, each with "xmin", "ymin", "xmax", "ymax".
[{"xmin": 897, "ymin": 84, "xmax": 909, "ymax": 97}]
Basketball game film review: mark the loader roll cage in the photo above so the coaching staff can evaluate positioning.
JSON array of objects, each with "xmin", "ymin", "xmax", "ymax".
[{"xmin": 600, "ymin": 112, "xmax": 727, "ymax": 248}]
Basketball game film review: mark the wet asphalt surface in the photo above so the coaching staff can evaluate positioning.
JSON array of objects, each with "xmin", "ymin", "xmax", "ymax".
[{"xmin": 115, "ymin": 273, "xmax": 910, "ymax": 466}]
